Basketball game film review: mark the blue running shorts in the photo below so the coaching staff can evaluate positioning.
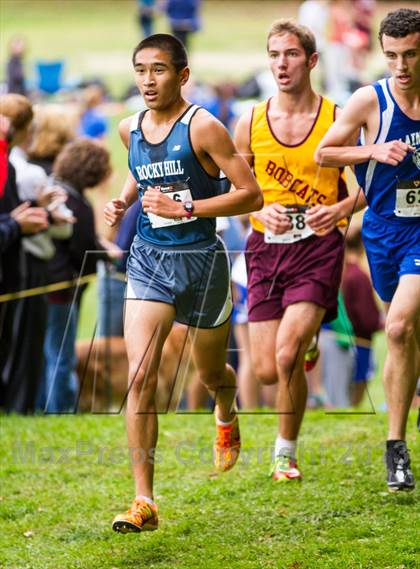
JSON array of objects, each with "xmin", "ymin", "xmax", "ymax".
[
  {"xmin": 126, "ymin": 235, "xmax": 232, "ymax": 328},
  {"xmin": 362, "ymin": 208, "xmax": 420, "ymax": 302}
]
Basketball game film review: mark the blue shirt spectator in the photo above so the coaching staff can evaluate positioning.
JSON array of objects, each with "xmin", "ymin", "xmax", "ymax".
[{"xmin": 166, "ymin": 0, "xmax": 201, "ymax": 50}]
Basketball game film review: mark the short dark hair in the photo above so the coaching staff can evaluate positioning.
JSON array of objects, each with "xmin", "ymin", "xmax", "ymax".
[
  {"xmin": 53, "ymin": 139, "xmax": 111, "ymax": 192},
  {"xmin": 132, "ymin": 33, "xmax": 188, "ymax": 72},
  {"xmin": 379, "ymin": 9, "xmax": 420, "ymax": 47}
]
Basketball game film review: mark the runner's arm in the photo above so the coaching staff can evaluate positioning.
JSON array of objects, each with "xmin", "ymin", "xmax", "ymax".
[
  {"xmin": 189, "ymin": 112, "xmax": 263, "ymax": 216},
  {"xmin": 315, "ymin": 87, "xmax": 414, "ymax": 167},
  {"xmin": 306, "ymin": 189, "xmax": 367, "ymax": 235},
  {"xmin": 143, "ymin": 111, "xmax": 263, "ymax": 218},
  {"xmin": 104, "ymin": 118, "xmax": 138, "ymax": 227}
]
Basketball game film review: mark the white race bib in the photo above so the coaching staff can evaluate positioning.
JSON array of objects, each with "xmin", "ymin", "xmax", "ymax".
[
  {"xmin": 264, "ymin": 206, "xmax": 314, "ymax": 244},
  {"xmin": 145, "ymin": 181, "xmax": 197, "ymax": 228},
  {"xmin": 394, "ymin": 180, "xmax": 420, "ymax": 218}
]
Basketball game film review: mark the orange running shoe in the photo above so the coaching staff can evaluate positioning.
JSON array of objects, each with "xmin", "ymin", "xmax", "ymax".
[
  {"xmin": 214, "ymin": 415, "xmax": 241, "ymax": 472},
  {"xmin": 112, "ymin": 498, "xmax": 158, "ymax": 533}
]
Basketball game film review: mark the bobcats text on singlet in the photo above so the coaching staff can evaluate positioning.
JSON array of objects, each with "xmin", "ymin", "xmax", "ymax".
[{"xmin": 249, "ymin": 96, "xmax": 348, "ymax": 233}]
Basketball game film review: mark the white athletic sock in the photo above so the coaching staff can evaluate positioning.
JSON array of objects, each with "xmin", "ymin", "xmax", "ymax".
[
  {"xmin": 136, "ymin": 495, "xmax": 156, "ymax": 507},
  {"xmin": 275, "ymin": 436, "xmax": 297, "ymax": 460}
]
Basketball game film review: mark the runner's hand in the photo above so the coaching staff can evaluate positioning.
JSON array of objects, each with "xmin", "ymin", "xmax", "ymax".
[
  {"xmin": 255, "ymin": 203, "xmax": 292, "ymax": 234},
  {"xmin": 306, "ymin": 204, "xmax": 341, "ymax": 235},
  {"xmin": 142, "ymin": 187, "xmax": 184, "ymax": 219},
  {"xmin": 104, "ymin": 198, "xmax": 127, "ymax": 227},
  {"xmin": 371, "ymin": 140, "xmax": 414, "ymax": 166}
]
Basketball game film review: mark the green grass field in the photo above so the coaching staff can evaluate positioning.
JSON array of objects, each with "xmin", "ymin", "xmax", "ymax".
[{"xmin": 1, "ymin": 411, "xmax": 419, "ymax": 568}]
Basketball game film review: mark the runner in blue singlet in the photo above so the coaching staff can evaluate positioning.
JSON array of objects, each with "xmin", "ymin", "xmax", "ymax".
[
  {"xmin": 104, "ymin": 33, "xmax": 262, "ymax": 533},
  {"xmin": 313, "ymin": 8, "xmax": 420, "ymax": 493}
]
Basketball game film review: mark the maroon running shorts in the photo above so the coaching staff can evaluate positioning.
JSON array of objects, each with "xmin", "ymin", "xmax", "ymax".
[{"xmin": 245, "ymin": 229, "xmax": 344, "ymax": 323}]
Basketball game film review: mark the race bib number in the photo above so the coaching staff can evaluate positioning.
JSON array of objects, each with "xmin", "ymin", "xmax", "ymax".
[
  {"xmin": 394, "ymin": 180, "xmax": 420, "ymax": 218},
  {"xmin": 264, "ymin": 205, "xmax": 314, "ymax": 244},
  {"xmin": 145, "ymin": 181, "xmax": 197, "ymax": 228}
]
